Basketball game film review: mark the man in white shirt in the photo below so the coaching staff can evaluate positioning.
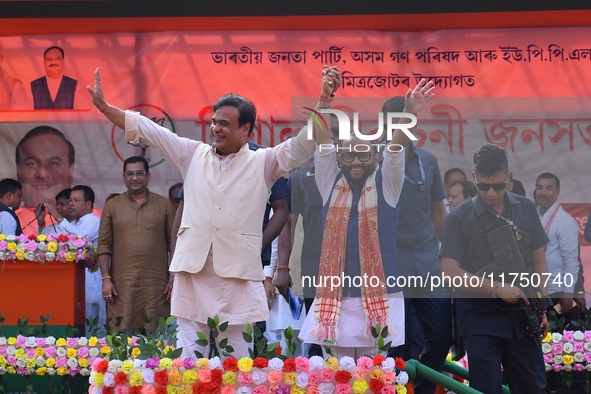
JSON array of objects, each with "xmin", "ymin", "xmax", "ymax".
[
  {"xmin": 442, "ymin": 168, "xmax": 467, "ymax": 212},
  {"xmin": 535, "ymin": 172, "xmax": 580, "ymax": 314},
  {"xmin": 44, "ymin": 185, "xmax": 105, "ymax": 333},
  {"xmin": 35, "ymin": 188, "xmax": 73, "ymax": 235},
  {"xmin": 0, "ymin": 179, "xmax": 23, "ymax": 235}
]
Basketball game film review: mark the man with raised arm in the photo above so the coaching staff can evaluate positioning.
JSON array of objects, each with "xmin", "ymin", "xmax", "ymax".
[{"xmin": 87, "ymin": 67, "xmax": 334, "ymax": 357}]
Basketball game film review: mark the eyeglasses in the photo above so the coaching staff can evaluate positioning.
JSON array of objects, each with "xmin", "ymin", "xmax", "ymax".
[
  {"xmin": 339, "ymin": 152, "xmax": 374, "ymax": 162},
  {"xmin": 124, "ymin": 171, "xmax": 147, "ymax": 178},
  {"xmin": 475, "ymin": 178, "xmax": 508, "ymax": 192}
]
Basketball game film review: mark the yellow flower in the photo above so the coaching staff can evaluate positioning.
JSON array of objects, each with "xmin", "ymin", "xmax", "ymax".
[
  {"xmin": 7, "ymin": 366, "xmax": 16, "ymax": 374},
  {"xmin": 182, "ymin": 369, "xmax": 198, "ymax": 384},
  {"xmin": 35, "ymin": 347, "xmax": 45, "ymax": 357},
  {"xmin": 101, "ymin": 346, "xmax": 112, "ymax": 356},
  {"xmin": 181, "ymin": 386, "xmax": 193, "ymax": 394},
  {"xmin": 121, "ymin": 360, "xmax": 135, "ymax": 373},
  {"xmin": 169, "ymin": 368, "xmax": 182, "ymax": 385},
  {"xmin": 196, "ymin": 358, "xmax": 209, "ymax": 368},
  {"xmin": 222, "ymin": 371, "xmax": 236, "ymax": 385},
  {"xmin": 46, "ymin": 358, "xmax": 56, "ymax": 368},
  {"xmin": 164, "ymin": 346, "xmax": 175, "ymax": 355},
  {"xmin": 93, "ymin": 372, "xmax": 104, "ymax": 386},
  {"xmin": 325, "ymin": 357, "xmax": 339, "ymax": 371},
  {"xmin": 7, "ymin": 242, "xmax": 17, "ymax": 251},
  {"xmin": 0, "ymin": 234, "xmax": 5, "ymax": 241},
  {"xmin": 369, "ymin": 368, "xmax": 383, "ymax": 381},
  {"xmin": 159, "ymin": 358, "xmax": 173, "ymax": 369},
  {"xmin": 37, "ymin": 234, "xmax": 47, "ymax": 242},
  {"xmin": 0, "ymin": 356, "xmax": 6, "ymax": 367},
  {"xmin": 79, "ymin": 358, "xmax": 89, "ymax": 368},
  {"xmin": 15, "ymin": 349, "xmax": 25, "ymax": 359},
  {"xmin": 238, "ymin": 357, "xmax": 254, "ymax": 372},
  {"xmin": 66, "ymin": 348, "xmax": 77, "ymax": 358},
  {"xmin": 7, "ymin": 337, "xmax": 16, "ymax": 345},
  {"xmin": 352, "ymin": 379, "xmax": 369, "ymax": 394},
  {"xmin": 292, "ymin": 386, "xmax": 305, "ymax": 394},
  {"xmin": 128, "ymin": 337, "xmax": 133, "ymax": 345},
  {"xmin": 47, "ymin": 242, "xmax": 57, "ymax": 253},
  {"xmin": 132, "ymin": 347, "xmax": 141, "ymax": 359},
  {"xmin": 563, "ymin": 355, "xmax": 574, "ymax": 365},
  {"xmin": 56, "ymin": 338, "xmax": 67, "ymax": 347},
  {"xmin": 26, "ymin": 358, "xmax": 35, "ymax": 368},
  {"xmin": 542, "ymin": 333, "xmax": 552, "ymax": 343},
  {"xmin": 36, "ymin": 367, "xmax": 47, "ymax": 376},
  {"xmin": 88, "ymin": 337, "xmax": 98, "ymax": 347},
  {"xmin": 57, "ymin": 367, "xmax": 67, "ymax": 376},
  {"xmin": 130, "ymin": 371, "xmax": 143, "ymax": 386},
  {"xmin": 284, "ymin": 372, "xmax": 297, "ymax": 385},
  {"xmin": 66, "ymin": 252, "xmax": 75, "ymax": 262},
  {"xmin": 167, "ymin": 386, "xmax": 181, "ymax": 394},
  {"xmin": 15, "ymin": 250, "xmax": 25, "ymax": 260},
  {"xmin": 395, "ymin": 386, "xmax": 407, "ymax": 394}
]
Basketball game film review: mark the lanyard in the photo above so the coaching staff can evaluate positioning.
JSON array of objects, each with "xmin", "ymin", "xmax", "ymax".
[
  {"xmin": 486, "ymin": 208, "xmax": 524, "ymax": 241},
  {"xmin": 543, "ymin": 203, "xmax": 561, "ymax": 237},
  {"xmin": 405, "ymin": 155, "xmax": 426, "ymax": 191}
]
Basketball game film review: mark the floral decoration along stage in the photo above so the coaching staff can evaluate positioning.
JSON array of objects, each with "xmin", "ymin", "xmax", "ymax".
[
  {"xmin": 88, "ymin": 355, "xmax": 410, "ymax": 394},
  {"xmin": 0, "ymin": 233, "xmax": 98, "ymax": 271},
  {"xmin": 542, "ymin": 329, "xmax": 591, "ymax": 372}
]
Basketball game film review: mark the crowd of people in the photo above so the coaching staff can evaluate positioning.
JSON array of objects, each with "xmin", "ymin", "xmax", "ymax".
[{"xmin": 0, "ymin": 64, "xmax": 590, "ymax": 394}]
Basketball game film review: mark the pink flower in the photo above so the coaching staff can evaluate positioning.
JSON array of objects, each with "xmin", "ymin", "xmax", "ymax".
[
  {"xmin": 16, "ymin": 367, "xmax": 27, "ymax": 375},
  {"xmin": 336, "ymin": 384, "xmax": 351, "ymax": 394},
  {"xmin": 17, "ymin": 234, "xmax": 28, "ymax": 243},
  {"xmin": 383, "ymin": 372, "xmax": 395, "ymax": 385},
  {"xmin": 296, "ymin": 357, "xmax": 310, "ymax": 373},
  {"xmin": 130, "ymin": 337, "xmax": 138, "ymax": 347},
  {"xmin": 320, "ymin": 370, "xmax": 335, "ymax": 383},
  {"xmin": 68, "ymin": 367, "xmax": 80, "ymax": 376},
  {"xmin": 171, "ymin": 358, "xmax": 184, "ymax": 368},
  {"xmin": 0, "ymin": 346, "xmax": 7, "ymax": 357},
  {"xmin": 56, "ymin": 357, "xmax": 67, "ymax": 368},
  {"xmin": 380, "ymin": 387, "xmax": 396, "ymax": 394},
  {"xmin": 237, "ymin": 371, "xmax": 253, "ymax": 386},
  {"xmin": 45, "ymin": 346, "xmax": 57, "ymax": 358},
  {"xmin": 584, "ymin": 352, "xmax": 591, "ymax": 363},
  {"xmin": 551, "ymin": 365, "xmax": 563, "ymax": 372},
  {"xmin": 74, "ymin": 239, "xmax": 85, "ymax": 248},
  {"xmin": 25, "ymin": 348, "xmax": 35, "ymax": 358},
  {"xmin": 308, "ymin": 371, "xmax": 319, "ymax": 386},
  {"xmin": 115, "ymin": 387, "xmax": 129, "ymax": 394},
  {"xmin": 67, "ymin": 338, "xmax": 78, "ymax": 348},
  {"xmin": 68, "ymin": 234, "xmax": 77, "ymax": 241},
  {"xmin": 574, "ymin": 342, "xmax": 584, "ymax": 352},
  {"xmin": 552, "ymin": 343, "xmax": 563, "ymax": 355},
  {"xmin": 353, "ymin": 367, "xmax": 366, "ymax": 381},
  {"xmin": 574, "ymin": 363, "xmax": 585, "ymax": 371},
  {"xmin": 78, "ymin": 347, "xmax": 89, "ymax": 358},
  {"xmin": 16, "ymin": 335, "xmax": 27, "ymax": 348},
  {"xmin": 26, "ymin": 241, "xmax": 38, "ymax": 251},
  {"xmin": 268, "ymin": 371, "xmax": 284, "ymax": 385},
  {"xmin": 253, "ymin": 386, "xmax": 268, "ymax": 394},
  {"xmin": 98, "ymin": 338, "xmax": 108, "ymax": 347},
  {"xmin": 356, "ymin": 357, "xmax": 373, "ymax": 371},
  {"xmin": 91, "ymin": 358, "xmax": 101, "ymax": 370},
  {"xmin": 76, "ymin": 250, "xmax": 85, "ymax": 261},
  {"xmin": 142, "ymin": 386, "xmax": 156, "ymax": 394},
  {"xmin": 563, "ymin": 331, "xmax": 574, "ymax": 342},
  {"xmin": 7, "ymin": 356, "xmax": 16, "ymax": 366},
  {"xmin": 222, "ymin": 387, "xmax": 236, "ymax": 394},
  {"xmin": 585, "ymin": 331, "xmax": 591, "ymax": 342},
  {"xmin": 0, "ymin": 240, "xmax": 7, "ymax": 250},
  {"xmin": 543, "ymin": 354, "xmax": 553, "ymax": 363},
  {"xmin": 198, "ymin": 368, "xmax": 212, "ymax": 382}
]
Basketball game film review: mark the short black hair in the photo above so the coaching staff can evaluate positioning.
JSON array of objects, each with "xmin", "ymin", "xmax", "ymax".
[
  {"xmin": 450, "ymin": 180, "xmax": 477, "ymax": 199},
  {"xmin": 168, "ymin": 182, "xmax": 183, "ymax": 200},
  {"xmin": 55, "ymin": 188, "xmax": 72, "ymax": 201},
  {"xmin": 473, "ymin": 144, "xmax": 508, "ymax": 178},
  {"xmin": 44, "ymin": 46, "xmax": 64, "ymax": 59},
  {"xmin": 444, "ymin": 168, "xmax": 467, "ymax": 184},
  {"xmin": 511, "ymin": 180, "xmax": 526, "ymax": 197},
  {"xmin": 536, "ymin": 172, "xmax": 560, "ymax": 190},
  {"xmin": 213, "ymin": 93, "xmax": 256, "ymax": 136},
  {"xmin": 16, "ymin": 126, "xmax": 75, "ymax": 166},
  {"xmin": 0, "ymin": 178, "xmax": 22, "ymax": 199},
  {"xmin": 123, "ymin": 156, "xmax": 149, "ymax": 173},
  {"xmin": 381, "ymin": 96, "xmax": 405, "ymax": 114},
  {"xmin": 71, "ymin": 185, "xmax": 95, "ymax": 208}
]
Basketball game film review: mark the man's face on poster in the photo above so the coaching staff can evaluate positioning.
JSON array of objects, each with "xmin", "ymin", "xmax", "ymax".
[
  {"xmin": 17, "ymin": 133, "xmax": 74, "ymax": 207},
  {"xmin": 44, "ymin": 48, "xmax": 64, "ymax": 79}
]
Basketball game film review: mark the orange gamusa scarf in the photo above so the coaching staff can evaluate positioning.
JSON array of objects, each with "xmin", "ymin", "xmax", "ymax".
[{"xmin": 309, "ymin": 169, "xmax": 389, "ymax": 341}]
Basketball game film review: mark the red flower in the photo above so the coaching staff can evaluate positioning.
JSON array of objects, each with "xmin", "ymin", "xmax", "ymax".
[
  {"xmin": 156, "ymin": 388, "xmax": 167, "ymax": 394},
  {"xmin": 96, "ymin": 360, "xmax": 109, "ymax": 374},
  {"xmin": 211, "ymin": 369, "xmax": 223, "ymax": 386},
  {"xmin": 394, "ymin": 358, "xmax": 406, "ymax": 370},
  {"xmin": 253, "ymin": 358, "xmax": 269, "ymax": 369},
  {"xmin": 193, "ymin": 382, "xmax": 219, "ymax": 394},
  {"xmin": 28, "ymin": 234, "xmax": 37, "ymax": 240},
  {"xmin": 372, "ymin": 355, "xmax": 385, "ymax": 367},
  {"xmin": 223, "ymin": 357, "xmax": 239, "ymax": 372},
  {"xmin": 154, "ymin": 370, "xmax": 169, "ymax": 386},
  {"xmin": 130, "ymin": 387, "xmax": 142, "ymax": 394},
  {"xmin": 102, "ymin": 387, "xmax": 114, "ymax": 394},
  {"xmin": 193, "ymin": 383, "xmax": 205, "ymax": 394},
  {"xmin": 115, "ymin": 371, "xmax": 129, "ymax": 385},
  {"xmin": 369, "ymin": 379, "xmax": 384, "ymax": 394},
  {"xmin": 282, "ymin": 358, "xmax": 296, "ymax": 372},
  {"xmin": 274, "ymin": 345, "xmax": 282, "ymax": 356},
  {"xmin": 58, "ymin": 234, "xmax": 69, "ymax": 243},
  {"xmin": 335, "ymin": 371, "xmax": 352, "ymax": 384}
]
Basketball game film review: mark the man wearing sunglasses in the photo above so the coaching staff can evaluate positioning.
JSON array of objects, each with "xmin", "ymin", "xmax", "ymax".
[{"xmin": 440, "ymin": 143, "xmax": 549, "ymax": 394}]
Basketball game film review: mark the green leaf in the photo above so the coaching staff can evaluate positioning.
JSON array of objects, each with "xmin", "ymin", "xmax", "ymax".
[
  {"xmin": 207, "ymin": 317, "xmax": 216, "ymax": 330},
  {"xmin": 254, "ymin": 325, "xmax": 262, "ymax": 337},
  {"xmin": 197, "ymin": 332, "xmax": 207, "ymax": 341},
  {"xmin": 218, "ymin": 338, "xmax": 228, "ymax": 349},
  {"xmin": 40, "ymin": 315, "xmax": 46, "ymax": 324},
  {"xmin": 219, "ymin": 321, "xmax": 229, "ymax": 332},
  {"xmin": 194, "ymin": 350, "xmax": 205, "ymax": 358},
  {"xmin": 46, "ymin": 313, "xmax": 52, "ymax": 322},
  {"xmin": 267, "ymin": 343, "xmax": 276, "ymax": 352},
  {"xmin": 377, "ymin": 337, "xmax": 384, "ymax": 348},
  {"xmin": 285, "ymin": 327, "xmax": 293, "ymax": 340},
  {"xmin": 211, "ymin": 328, "xmax": 219, "ymax": 339},
  {"xmin": 383, "ymin": 341, "xmax": 392, "ymax": 352},
  {"xmin": 225, "ymin": 345, "xmax": 235, "ymax": 353},
  {"xmin": 375, "ymin": 323, "xmax": 381, "ymax": 333},
  {"xmin": 381, "ymin": 326, "xmax": 388, "ymax": 339},
  {"xmin": 248, "ymin": 348, "xmax": 255, "ymax": 358},
  {"xmin": 242, "ymin": 332, "xmax": 253, "ymax": 343},
  {"xmin": 196, "ymin": 339, "xmax": 209, "ymax": 347},
  {"xmin": 370, "ymin": 326, "xmax": 378, "ymax": 339},
  {"xmin": 214, "ymin": 315, "xmax": 220, "ymax": 326},
  {"xmin": 165, "ymin": 316, "xmax": 174, "ymax": 326}
]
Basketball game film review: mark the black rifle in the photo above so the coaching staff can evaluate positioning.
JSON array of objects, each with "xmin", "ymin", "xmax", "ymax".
[{"xmin": 476, "ymin": 224, "xmax": 552, "ymax": 345}]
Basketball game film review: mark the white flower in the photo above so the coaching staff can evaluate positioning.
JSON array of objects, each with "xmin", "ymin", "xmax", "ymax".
[
  {"xmin": 545, "ymin": 363, "xmax": 551, "ymax": 372},
  {"xmin": 0, "ymin": 252, "xmax": 5, "ymax": 261},
  {"xmin": 45, "ymin": 252, "xmax": 56, "ymax": 262},
  {"xmin": 37, "ymin": 242, "xmax": 48, "ymax": 252},
  {"xmin": 0, "ymin": 337, "xmax": 6, "ymax": 346},
  {"xmin": 296, "ymin": 372, "xmax": 309, "ymax": 388},
  {"xmin": 541, "ymin": 343, "xmax": 552, "ymax": 354},
  {"xmin": 318, "ymin": 383, "xmax": 335, "ymax": 394},
  {"xmin": 573, "ymin": 331, "xmax": 585, "ymax": 341},
  {"xmin": 564, "ymin": 364, "xmax": 573, "ymax": 372},
  {"xmin": 92, "ymin": 385, "xmax": 101, "ymax": 394},
  {"xmin": 563, "ymin": 343, "xmax": 574, "ymax": 353},
  {"xmin": 308, "ymin": 356, "xmax": 324, "ymax": 370},
  {"xmin": 26, "ymin": 367, "xmax": 35, "ymax": 375},
  {"xmin": 107, "ymin": 359, "xmax": 122, "ymax": 375},
  {"xmin": 6, "ymin": 235, "xmax": 16, "ymax": 241},
  {"xmin": 339, "ymin": 357, "xmax": 355, "ymax": 370},
  {"xmin": 0, "ymin": 366, "xmax": 6, "ymax": 375},
  {"xmin": 36, "ymin": 356, "xmax": 46, "ymax": 367},
  {"xmin": 80, "ymin": 368, "xmax": 90, "ymax": 376},
  {"xmin": 89, "ymin": 348, "xmax": 100, "ymax": 358},
  {"xmin": 78, "ymin": 338, "xmax": 88, "ymax": 347},
  {"xmin": 103, "ymin": 372, "xmax": 115, "ymax": 387},
  {"xmin": 395, "ymin": 371, "xmax": 409, "ymax": 386},
  {"xmin": 6, "ymin": 346, "xmax": 15, "ymax": 356},
  {"xmin": 16, "ymin": 358, "xmax": 26, "ymax": 368},
  {"xmin": 47, "ymin": 367, "xmax": 56, "ymax": 375},
  {"xmin": 574, "ymin": 352, "xmax": 584, "ymax": 363},
  {"xmin": 141, "ymin": 369, "xmax": 155, "ymax": 384},
  {"xmin": 68, "ymin": 241, "xmax": 77, "ymax": 249},
  {"xmin": 24, "ymin": 251, "xmax": 35, "ymax": 261},
  {"xmin": 236, "ymin": 386, "xmax": 251, "ymax": 394},
  {"xmin": 133, "ymin": 359, "xmax": 146, "ymax": 369},
  {"xmin": 16, "ymin": 242, "xmax": 26, "ymax": 251},
  {"xmin": 45, "ymin": 337, "xmax": 56, "ymax": 346},
  {"xmin": 25, "ymin": 337, "xmax": 36, "ymax": 348},
  {"xmin": 268, "ymin": 358, "xmax": 284, "ymax": 371},
  {"xmin": 553, "ymin": 355, "xmax": 563, "ymax": 364},
  {"xmin": 252, "ymin": 369, "xmax": 267, "ymax": 385},
  {"xmin": 552, "ymin": 332, "xmax": 563, "ymax": 343},
  {"xmin": 380, "ymin": 357, "xmax": 395, "ymax": 372},
  {"xmin": 584, "ymin": 342, "xmax": 591, "ymax": 351},
  {"xmin": 586, "ymin": 364, "xmax": 591, "ymax": 372},
  {"xmin": 208, "ymin": 356, "xmax": 221, "ymax": 370},
  {"xmin": 56, "ymin": 347, "xmax": 67, "ymax": 357},
  {"xmin": 67, "ymin": 358, "xmax": 78, "ymax": 368}
]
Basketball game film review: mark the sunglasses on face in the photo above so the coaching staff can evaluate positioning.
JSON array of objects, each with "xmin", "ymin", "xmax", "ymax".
[
  {"xmin": 475, "ymin": 178, "xmax": 508, "ymax": 192},
  {"xmin": 339, "ymin": 152, "xmax": 374, "ymax": 162}
]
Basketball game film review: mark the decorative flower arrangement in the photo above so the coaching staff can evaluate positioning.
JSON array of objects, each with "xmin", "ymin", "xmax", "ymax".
[
  {"xmin": 0, "ymin": 233, "xmax": 98, "ymax": 272},
  {"xmin": 542, "ymin": 330, "xmax": 591, "ymax": 372},
  {"xmin": 88, "ymin": 355, "xmax": 410, "ymax": 394}
]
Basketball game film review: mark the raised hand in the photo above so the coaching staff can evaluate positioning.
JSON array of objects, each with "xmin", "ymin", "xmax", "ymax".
[
  {"xmin": 321, "ymin": 65, "xmax": 341, "ymax": 97},
  {"xmin": 44, "ymin": 203, "xmax": 63, "ymax": 222},
  {"xmin": 404, "ymin": 79, "xmax": 435, "ymax": 115},
  {"xmin": 86, "ymin": 68, "xmax": 107, "ymax": 111}
]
